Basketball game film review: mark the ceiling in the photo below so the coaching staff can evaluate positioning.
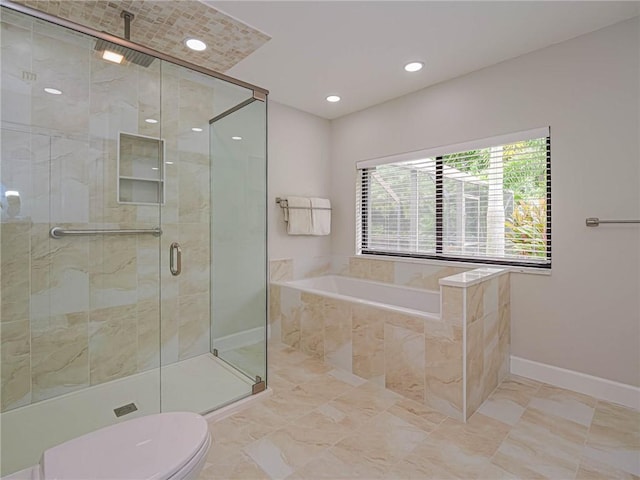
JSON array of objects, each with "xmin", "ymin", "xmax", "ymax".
[
  {"xmin": 207, "ymin": 1, "xmax": 640, "ymax": 120},
  {"xmin": 13, "ymin": 0, "xmax": 270, "ymax": 73}
]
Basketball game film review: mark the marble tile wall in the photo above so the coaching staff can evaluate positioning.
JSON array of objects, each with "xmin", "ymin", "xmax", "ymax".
[
  {"xmin": 269, "ymin": 260, "xmax": 510, "ymax": 422},
  {"xmin": 465, "ymin": 273, "xmax": 511, "ymax": 420},
  {"xmin": 0, "ymin": 11, "xmax": 215, "ymax": 412}
]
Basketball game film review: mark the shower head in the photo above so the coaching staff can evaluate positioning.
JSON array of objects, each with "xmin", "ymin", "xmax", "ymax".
[
  {"xmin": 94, "ymin": 39, "xmax": 155, "ymax": 67},
  {"xmin": 94, "ymin": 9, "xmax": 155, "ymax": 68}
]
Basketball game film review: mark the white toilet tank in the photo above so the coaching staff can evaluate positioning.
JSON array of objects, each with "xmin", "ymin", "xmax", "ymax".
[{"xmin": 40, "ymin": 412, "xmax": 210, "ymax": 480}]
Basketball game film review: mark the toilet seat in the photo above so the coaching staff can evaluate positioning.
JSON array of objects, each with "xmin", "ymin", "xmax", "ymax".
[{"xmin": 40, "ymin": 412, "xmax": 210, "ymax": 480}]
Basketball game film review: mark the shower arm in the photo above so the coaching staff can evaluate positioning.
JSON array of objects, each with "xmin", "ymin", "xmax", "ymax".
[{"xmin": 120, "ymin": 10, "xmax": 134, "ymax": 41}]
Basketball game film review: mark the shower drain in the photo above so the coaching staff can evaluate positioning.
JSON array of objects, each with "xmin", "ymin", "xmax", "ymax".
[{"xmin": 114, "ymin": 402, "xmax": 138, "ymax": 417}]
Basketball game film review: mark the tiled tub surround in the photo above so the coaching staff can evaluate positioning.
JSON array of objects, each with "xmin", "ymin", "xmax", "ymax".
[
  {"xmin": 270, "ymin": 267, "xmax": 510, "ymax": 421},
  {"xmin": 0, "ymin": 12, "xmax": 216, "ymax": 412}
]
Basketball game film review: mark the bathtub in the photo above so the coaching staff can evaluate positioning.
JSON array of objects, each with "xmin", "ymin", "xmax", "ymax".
[{"xmin": 272, "ymin": 275, "xmax": 440, "ymax": 320}]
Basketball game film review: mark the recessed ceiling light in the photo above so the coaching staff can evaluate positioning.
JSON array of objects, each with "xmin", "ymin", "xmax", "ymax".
[
  {"xmin": 231, "ymin": 136, "xmax": 242, "ymax": 140},
  {"xmin": 165, "ymin": 161, "xmax": 174, "ymax": 165},
  {"xmin": 151, "ymin": 167, "xmax": 159, "ymax": 171},
  {"xmin": 5, "ymin": 190, "xmax": 20, "ymax": 197},
  {"xmin": 102, "ymin": 50, "xmax": 124, "ymax": 64},
  {"xmin": 185, "ymin": 38, "xmax": 207, "ymax": 51},
  {"xmin": 404, "ymin": 61, "xmax": 424, "ymax": 73},
  {"xmin": 191, "ymin": 127, "xmax": 203, "ymax": 132},
  {"xmin": 326, "ymin": 95, "xmax": 341, "ymax": 103},
  {"xmin": 145, "ymin": 118, "xmax": 158, "ymax": 124},
  {"xmin": 44, "ymin": 87, "xmax": 62, "ymax": 95}
]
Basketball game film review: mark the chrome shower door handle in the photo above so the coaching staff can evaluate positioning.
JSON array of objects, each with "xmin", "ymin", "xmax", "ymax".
[{"xmin": 170, "ymin": 242, "xmax": 182, "ymax": 276}]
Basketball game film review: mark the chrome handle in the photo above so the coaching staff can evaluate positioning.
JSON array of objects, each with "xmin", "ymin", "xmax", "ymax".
[{"xmin": 170, "ymin": 242, "xmax": 182, "ymax": 276}]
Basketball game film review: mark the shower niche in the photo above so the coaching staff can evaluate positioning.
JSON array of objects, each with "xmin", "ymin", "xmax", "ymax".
[{"xmin": 117, "ymin": 132, "xmax": 165, "ymax": 205}]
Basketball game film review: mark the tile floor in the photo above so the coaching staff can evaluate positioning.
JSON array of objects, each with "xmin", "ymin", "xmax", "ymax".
[{"xmin": 200, "ymin": 343, "xmax": 640, "ymax": 480}]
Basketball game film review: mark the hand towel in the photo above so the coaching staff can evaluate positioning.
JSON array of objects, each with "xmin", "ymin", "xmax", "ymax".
[
  {"xmin": 310, "ymin": 197, "xmax": 331, "ymax": 235},
  {"xmin": 286, "ymin": 196, "xmax": 313, "ymax": 235}
]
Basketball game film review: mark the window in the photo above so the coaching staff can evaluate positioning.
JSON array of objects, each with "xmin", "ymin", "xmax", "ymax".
[{"xmin": 357, "ymin": 127, "xmax": 551, "ymax": 268}]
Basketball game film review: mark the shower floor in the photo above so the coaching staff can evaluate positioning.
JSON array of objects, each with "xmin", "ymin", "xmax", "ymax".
[{"xmin": 0, "ymin": 353, "xmax": 253, "ymax": 477}]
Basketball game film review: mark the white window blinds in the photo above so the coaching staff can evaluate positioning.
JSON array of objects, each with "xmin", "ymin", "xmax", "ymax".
[{"xmin": 356, "ymin": 128, "xmax": 551, "ymax": 268}]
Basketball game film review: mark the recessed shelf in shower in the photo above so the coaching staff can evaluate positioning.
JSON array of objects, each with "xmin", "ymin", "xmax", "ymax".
[{"xmin": 117, "ymin": 132, "xmax": 166, "ymax": 205}]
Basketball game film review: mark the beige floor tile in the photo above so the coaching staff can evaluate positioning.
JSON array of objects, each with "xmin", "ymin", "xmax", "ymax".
[
  {"xmin": 261, "ymin": 384, "xmax": 327, "ymax": 420},
  {"xmin": 476, "ymin": 375, "xmax": 541, "ymax": 426},
  {"xmin": 528, "ymin": 384, "xmax": 596, "ymax": 427},
  {"xmin": 199, "ymin": 454, "xmax": 269, "ymax": 479},
  {"xmin": 294, "ymin": 373, "xmax": 356, "ymax": 403},
  {"xmin": 492, "ymin": 407, "xmax": 588, "ymax": 479},
  {"xmin": 583, "ymin": 401, "xmax": 640, "ymax": 476},
  {"xmin": 328, "ymin": 381, "xmax": 400, "ymax": 425},
  {"xmin": 332, "ymin": 411, "xmax": 428, "ymax": 470},
  {"xmin": 387, "ymin": 397, "xmax": 447, "ymax": 433},
  {"xmin": 295, "ymin": 448, "xmax": 388, "ymax": 479},
  {"xmin": 431, "ymin": 413, "xmax": 510, "ymax": 458},
  {"xmin": 391, "ymin": 433, "xmax": 491, "ymax": 479},
  {"xmin": 576, "ymin": 455, "xmax": 640, "ymax": 480}
]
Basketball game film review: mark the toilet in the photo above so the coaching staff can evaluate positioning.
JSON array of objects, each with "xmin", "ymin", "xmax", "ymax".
[{"xmin": 35, "ymin": 412, "xmax": 211, "ymax": 480}]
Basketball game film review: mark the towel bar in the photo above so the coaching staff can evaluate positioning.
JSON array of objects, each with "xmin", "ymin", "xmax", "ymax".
[
  {"xmin": 585, "ymin": 217, "xmax": 640, "ymax": 227},
  {"xmin": 275, "ymin": 197, "xmax": 332, "ymax": 210}
]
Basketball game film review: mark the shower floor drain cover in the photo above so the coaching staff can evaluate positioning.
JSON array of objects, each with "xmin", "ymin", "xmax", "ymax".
[{"xmin": 114, "ymin": 402, "xmax": 138, "ymax": 417}]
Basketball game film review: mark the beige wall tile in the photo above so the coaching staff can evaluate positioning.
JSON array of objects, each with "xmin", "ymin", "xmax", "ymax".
[
  {"xmin": 270, "ymin": 259, "xmax": 293, "ymax": 282},
  {"xmin": 269, "ymin": 285, "xmax": 281, "ymax": 325},
  {"xmin": 424, "ymin": 322, "xmax": 463, "ymax": 420},
  {"xmin": 160, "ymin": 299, "xmax": 179, "ymax": 366},
  {"xmin": 89, "ymin": 234, "xmax": 137, "ymax": 309},
  {"xmin": 396, "ymin": 263, "xmax": 469, "ymax": 290},
  {"xmin": 498, "ymin": 273, "xmax": 510, "ymax": 307},
  {"xmin": 384, "ymin": 324, "xmax": 425, "ymax": 403},
  {"xmin": 348, "ymin": 257, "xmax": 370, "ymax": 280},
  {"xmin": 323, "ymin": 299, "xmax": 352, "ymax": 372},
  {"xmin": 466, "ymin": 283, "xmax": 484, "ymax": 324},
  {"xmin": 178, "ymin": 293, "xmax": 210, "ymax": 360},
  {"xmin": 178, "ymin": 158, "xmax": 210, "ymax": 224},
  {"xmin": 385, "ymin": 311, "xmax": 424, "ymax": 334},
  {"xmin": 137, "ymin": 300, "xmax": 160, "ymax": 371},
  {"xmin": 0, "ymin": 320, "xmax": 31, "ymax": 411},
  {"xmin": 466, "ymin": 317, "xmax": 485, "ymax": 418},
  {"xmin": 483, "ymin": 278, "xmax": 499, "ymax": 315},
  {"xmin": 352, "ymin": 305, "xmax": 385, "ymax": 382},
  {"xmin": 31, "ymin": 313, "xmax": 88, "ymax": 402},
  {"xmin": 178, "ymin": 223, "xmax": 211, "ymax": 296},
  {"xmin": 1, "ymin": 222, "xmax": 31, "ymax": 319},
  {"xmin": 280, "ymin": 288, "xmax": 301, "ymax": 349},
  {"xmin": 299, "ymin": 296, "xmax": 324, "ymax": 359},
  {"xmin": 441, "ymin": 286, "xmax": 463, "ymax": 326},
  {"xmin": 89, "ymin": 304, "xmax": 137, "ymax": 385},
  {"xmin": 349, "ymin": 257, "xmax": 394, "ymax": 283}
]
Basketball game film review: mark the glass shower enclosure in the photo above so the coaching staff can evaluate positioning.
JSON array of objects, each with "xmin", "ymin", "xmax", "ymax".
[{"xmin": 0, "ymin": 2, "xmax": 267, "ymax": 476}]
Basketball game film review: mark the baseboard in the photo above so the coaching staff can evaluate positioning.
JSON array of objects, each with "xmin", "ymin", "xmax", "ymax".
[
  {"xmin": 212, "ymin": 326, "xmax": 265, "ymax": 352},
  {"xmin": 510, "ymin": 356, "xmax": 640, "ymax": 410}
]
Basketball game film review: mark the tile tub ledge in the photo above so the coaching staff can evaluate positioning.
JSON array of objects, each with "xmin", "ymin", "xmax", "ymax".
[{"xmin": 439, "ymin": 267, "xmax": 508, "ymax": 287}]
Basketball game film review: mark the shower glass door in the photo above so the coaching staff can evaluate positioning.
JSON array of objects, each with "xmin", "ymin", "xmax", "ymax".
[{"xmin": 210, "ymin": 97, "xmax": 267, "ymax": 387}]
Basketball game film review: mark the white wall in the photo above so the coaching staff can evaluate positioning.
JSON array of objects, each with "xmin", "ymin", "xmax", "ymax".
[
  {"xmin": 330, "ymin": 18, "xmax": 640, "ymax": 387},
  {"xmin": 268, "ymin": 101, "xmax": 332, "ymax": 260}
]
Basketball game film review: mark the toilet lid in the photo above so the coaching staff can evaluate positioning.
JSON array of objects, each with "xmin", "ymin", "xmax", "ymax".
[{"xmin": 41, "ymin": 412, "xmax": 209, "ymax": 480}]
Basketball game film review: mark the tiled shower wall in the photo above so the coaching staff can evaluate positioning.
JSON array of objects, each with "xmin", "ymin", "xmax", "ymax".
[{"xmin": 0, "ymin": 11, "xmax": 214, "ymax": 412}]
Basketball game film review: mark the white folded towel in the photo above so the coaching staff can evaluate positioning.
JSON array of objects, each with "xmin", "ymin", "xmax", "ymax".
[
  {"xmin": 310, "ymin": 197, "xmax": 331, "ymax": 235},
  {"xmin": 285, "ymin": 196, "xmax": 313, "ymax": 235}
]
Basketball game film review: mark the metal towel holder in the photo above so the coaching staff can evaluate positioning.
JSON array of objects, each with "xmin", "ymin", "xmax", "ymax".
[{"xmin": 585, "ymin": 218, "xmax": 640, "ymax": 227}]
